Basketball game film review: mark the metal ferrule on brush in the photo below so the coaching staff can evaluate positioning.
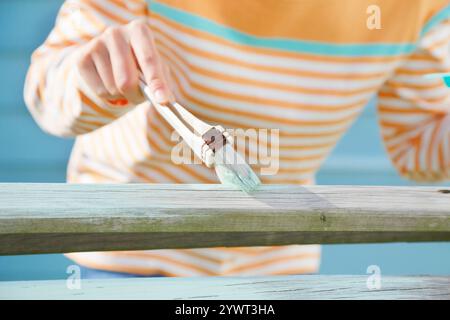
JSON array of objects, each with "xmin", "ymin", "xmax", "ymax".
[{"xmin": 201, "ymin": 127, "xmax": 234, "ymax": 167}]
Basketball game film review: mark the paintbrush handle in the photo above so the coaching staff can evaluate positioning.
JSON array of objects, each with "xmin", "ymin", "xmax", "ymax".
[
  {"xmin": 139, "ymin": 80, "xmax": 215, "ymax": 167},
  {"xmin": 137, "ymin": 77, "xmax": 212, "ymax": 134},
  {"xmin": 170, "ymin": 102, "xmax": 211, "ymax": 135}
]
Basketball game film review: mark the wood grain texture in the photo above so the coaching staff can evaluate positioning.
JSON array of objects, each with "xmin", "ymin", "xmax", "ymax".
[
  {"xmin": 0, "ymin": 275, "xmax": 449, "ymax": 300},
  {"xmin": 0, "ymin": 184, "xmax": 449, "ymax": 255}
]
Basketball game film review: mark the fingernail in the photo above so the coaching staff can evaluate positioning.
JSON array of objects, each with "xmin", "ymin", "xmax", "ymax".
[{"xmin": 154, "ymin": 89, "xmax": 168, "ymax": 104}]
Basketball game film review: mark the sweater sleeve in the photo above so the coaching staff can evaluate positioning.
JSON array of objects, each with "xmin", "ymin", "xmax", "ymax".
[
  {"xmin": 378, "ymin": 17, "xmax": 450, "ymax": 182},
  {"xmin": 24, "ymin": 0, "xmax": 148, "ymax": 137}
]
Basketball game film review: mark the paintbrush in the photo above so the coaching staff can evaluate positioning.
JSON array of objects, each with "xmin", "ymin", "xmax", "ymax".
[{"xmin": 139, "ymin": 80, "xmax": 260, "ymax": 192}]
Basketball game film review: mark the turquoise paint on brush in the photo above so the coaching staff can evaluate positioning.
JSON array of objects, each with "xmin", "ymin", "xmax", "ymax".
[
  {"xmin": 148, "ymin": 1, "xmax": 416, "ymax": 57},
  {"xmin": 214, "ymin": 144, "xmax": 261, "ymax": 193}
]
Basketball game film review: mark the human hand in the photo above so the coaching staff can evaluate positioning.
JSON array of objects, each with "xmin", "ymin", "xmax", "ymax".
[{"xmin": 76, "ymin": 19, "xmax": 171, "ymax": 105}]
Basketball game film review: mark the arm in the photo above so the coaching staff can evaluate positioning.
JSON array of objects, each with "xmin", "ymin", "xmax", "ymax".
[
  {"xmin": 378, "ymin": 18, "xmax": 450, "ymax": 182},
  {"xmin": 24, "ymin": 0, "xmax": 171, "ymax": 137}
]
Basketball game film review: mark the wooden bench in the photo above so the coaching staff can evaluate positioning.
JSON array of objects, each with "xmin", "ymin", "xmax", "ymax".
[{"xmin": 1, "ymin": 183, "xmax": 449, "ymax": 299}]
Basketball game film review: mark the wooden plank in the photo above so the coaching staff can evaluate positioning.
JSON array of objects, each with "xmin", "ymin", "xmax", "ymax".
[
  {"xmin": 0, "ymin": 184, "xmax": 449, "ymax": 255},
  {"xmin": 0, "ymin": 275, "xmax": 449, "ymax": 300}
]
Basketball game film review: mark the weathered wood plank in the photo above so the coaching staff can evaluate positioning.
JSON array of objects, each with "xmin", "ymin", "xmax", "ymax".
[
  {"xmin": 0, "ymin": 184, "xmax": 449, "ymax": 255},
  {"xmin": 0, "ymin": 275, "xmax": 449, "ymax": 300}
]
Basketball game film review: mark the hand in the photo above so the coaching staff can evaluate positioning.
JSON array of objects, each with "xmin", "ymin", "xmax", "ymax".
[{"xmin": 76, "ymin": 19, "xmax": 171, "ymax": 105}]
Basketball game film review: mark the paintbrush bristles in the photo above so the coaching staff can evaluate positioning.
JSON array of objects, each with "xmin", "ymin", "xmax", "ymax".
[{"xmin": 213, "ymin": 144, "xmax": 261, "ymax": 192}]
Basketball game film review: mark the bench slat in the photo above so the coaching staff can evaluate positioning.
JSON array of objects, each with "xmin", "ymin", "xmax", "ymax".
[
  {"xmin": 0, "ymin": 275, "xmax": 449, "ymax": 300},
  {"xmin": 1, "ymin": 184, "xmax": 449, "ymax": 255}
]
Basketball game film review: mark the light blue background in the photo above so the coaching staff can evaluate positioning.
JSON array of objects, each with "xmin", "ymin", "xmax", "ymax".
[{"xmin": 0, "ymin": 0, "xmax": 449, "ymax": 281}]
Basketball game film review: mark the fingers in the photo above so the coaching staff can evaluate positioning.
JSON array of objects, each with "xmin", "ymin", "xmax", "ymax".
[
  {"xmin": 90, "ymin": 40, "xmax": 119, "ymax": 98},
  {"xmin": 77, "ymin": 49, "xmax": 110, "ymax": 98},
  {"xmin": 128, "ymin": 20, "xmax": 172, "ymax": 104},
  {"xmin": 103, "ymin": 26, "xmax": 143, "ymax": 104},
  {"xmin": 76, "ymin": 19, "xmax": 171, "ymax": 106}
]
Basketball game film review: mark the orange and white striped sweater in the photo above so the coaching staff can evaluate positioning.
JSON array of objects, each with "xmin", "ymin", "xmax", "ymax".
[{"xmin": 24, "ymin": 0, "xmax": 450, "ymax": 276}]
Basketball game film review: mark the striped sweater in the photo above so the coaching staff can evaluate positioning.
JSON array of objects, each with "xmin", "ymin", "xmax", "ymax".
[{"xmin": 24, "ymin": 0, "xmax": 450, "ymax": 276}]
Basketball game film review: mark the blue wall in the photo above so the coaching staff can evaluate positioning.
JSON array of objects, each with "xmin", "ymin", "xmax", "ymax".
[{"xmin": 0, "ymin": 0, "xmax": 449, "ymax": 280}]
